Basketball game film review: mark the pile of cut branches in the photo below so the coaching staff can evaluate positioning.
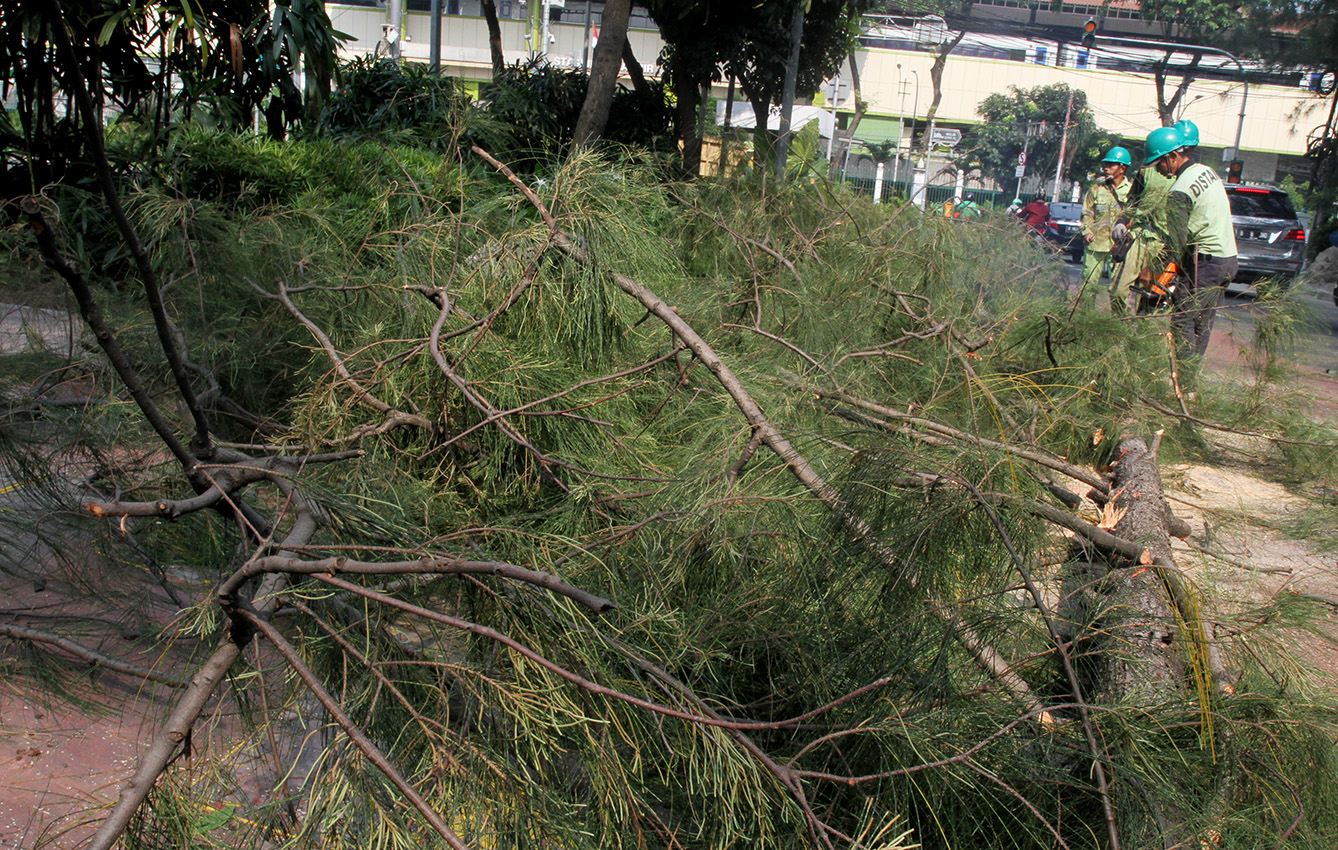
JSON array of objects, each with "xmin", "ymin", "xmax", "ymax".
[{"xmin": 4, "ymin": 116, "xmax": 1338, "ymax": 849}]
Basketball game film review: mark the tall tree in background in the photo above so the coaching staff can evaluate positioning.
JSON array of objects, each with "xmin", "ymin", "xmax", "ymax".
[
  {"xmin": 481, "ymin": 0, "xmax": 505, "ymax": 75},
  {"xmin": 647, "ymin": 0, "xmax": 869, "ymax": 177},
  {"xmin": 1122, "ymin": 0, "xmax": 1248, "ymax": 126},
  {"xmin": 573, "ymin": 0, "xmax": 633, "ymax": 145},
  {"xmin": 919, "ymin": 27, "xmax": 965, "ymax": 156}
]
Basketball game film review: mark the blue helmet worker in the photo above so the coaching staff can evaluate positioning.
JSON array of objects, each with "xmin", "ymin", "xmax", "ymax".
[
  {"xmin": 1174, "ymin": 119, "xmax": 1200, "ymax": 160},
  {"xmin": 1142, "ymin": 124, "xmax": 1238, "ymax": 372}
]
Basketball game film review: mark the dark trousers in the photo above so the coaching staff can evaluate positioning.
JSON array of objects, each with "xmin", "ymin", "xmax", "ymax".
[{"xmin": 1169, "ymin": 254, "xmax": 1238, "ymax": 362}]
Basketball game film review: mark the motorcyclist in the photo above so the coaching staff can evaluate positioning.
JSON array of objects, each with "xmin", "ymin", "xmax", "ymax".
[
  {"xmin": 1018, "ymin": 195, "xmax": 1050, "ymax": 233},
  {"xmin": 957, "ymin": 192, "xmax": 982, "ymax": 219}
]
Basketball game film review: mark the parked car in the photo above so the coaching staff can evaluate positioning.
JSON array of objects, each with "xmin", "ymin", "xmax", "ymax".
[
  {"xmin": 1043, "ymin": 202, "xmax": 1084, "ymax": 263},
  {"xmin": 1225, "ymin": 184, "xmax": 1306, "ymax": 291}
]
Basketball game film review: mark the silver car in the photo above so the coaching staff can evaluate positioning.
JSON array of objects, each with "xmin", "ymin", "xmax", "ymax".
[{"xmin": 1226, "ymin": 184, "xmax": 1306, "ymax": 289}]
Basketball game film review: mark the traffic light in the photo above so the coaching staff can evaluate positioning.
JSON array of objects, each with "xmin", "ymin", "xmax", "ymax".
[
  {"xmin": 1226, "ymin": 160, "xmax": 1243, "ymax": 183},
  {"xmin": 1081, "ymin": 19, "xmax": 1097, "ymax": 49}
]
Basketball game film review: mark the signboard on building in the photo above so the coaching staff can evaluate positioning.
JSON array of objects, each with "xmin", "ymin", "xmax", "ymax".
[{"xmin": 931, "ymin": 127, "xmax": 962, "ymax": 147}]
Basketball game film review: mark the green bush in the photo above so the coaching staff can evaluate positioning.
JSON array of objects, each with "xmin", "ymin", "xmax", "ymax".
[{"xmin": 314, "ymin": 56, "xmax": 476, "ymax": 151}]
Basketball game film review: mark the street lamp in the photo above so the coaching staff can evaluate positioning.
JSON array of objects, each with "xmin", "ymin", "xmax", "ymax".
[
  {"xmin": 908, "ymin": 69, "xmax": 920, "ymax": 158},
  {"xmin": 1090, "ymin": 32, "xmax": 1249, "ymax": 158}
]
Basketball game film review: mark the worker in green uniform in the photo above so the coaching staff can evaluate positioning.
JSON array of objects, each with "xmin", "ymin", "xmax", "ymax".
[
  {"xmin": 1112, "ymin": 123, "xmax": 1194, "ymax": 313},
  {"xmin": 1080, "ymin": 146, "xmax": 1133, "ymax": 303},
  {"xmin": 1111, "ymin": 159, "xmax": 1174, "ymax": 314},
  {"xmin": 1142, "ymin": 124, "xmax": 1239, "ymax": 369}
]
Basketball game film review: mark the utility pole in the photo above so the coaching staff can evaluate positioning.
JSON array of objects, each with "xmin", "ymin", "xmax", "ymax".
[
  {"xmin": 893, "ymin": 66, "xmax": 907, "ymax": 187},
  {"xmin": 582, "ymin": 1, "xmax": 594, "ymax": 71},
  {"xmin": 541, "ymin": 0, "xmax": 552, "ymax": 60},
  {"xmin": 430, "ymin": 0, "xmax": 442, "ymax": 71},
  {"xmin": 1051, "ymin": 88, "xmax": 1074, "ymax": 201}
]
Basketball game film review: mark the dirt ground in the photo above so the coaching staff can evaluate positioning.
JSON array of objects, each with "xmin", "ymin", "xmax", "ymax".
[{"xmin": 3, "ymin": 302, "xmax": 1338, "ymax": 848}]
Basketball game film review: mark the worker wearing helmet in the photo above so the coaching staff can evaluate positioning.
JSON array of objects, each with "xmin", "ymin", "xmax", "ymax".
[
  {"xmin": 1079, "ymin": 146, "xmax": 1133, "ymax": 302},
  {"xmin": 1143, "ymin": 124, "xmax": 1238, "ymax": 370},
  {"xmin": 1111, "ymin": 139, "xmax": 1177, "ymax": 313},
  {"xmin": 1174, "ymin": 119, "xmax": 1200, "ymax": 161}
]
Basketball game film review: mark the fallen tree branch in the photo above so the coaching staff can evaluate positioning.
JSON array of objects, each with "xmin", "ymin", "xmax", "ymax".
[
  {"xmin": 242, "ymin": 608, "xmax": 473, "ymax": 850},
  {"xmin": 472, "ymin": 145, "xmax": 1048, "ymax": 719},
  {"xmin": 0, "ymin": 623, "xmax": 187, "ymax": 687},
  {"xmin": 814, "ymin": 386, "xmax": 1110, "ymax": 498},
  {"xmin": 1138, "ymin": 394, "xmax": 1338, "ymax": 447},
  {"xmin": 225, "ymin": 554, "xmax": 616, "ymax": 615}
]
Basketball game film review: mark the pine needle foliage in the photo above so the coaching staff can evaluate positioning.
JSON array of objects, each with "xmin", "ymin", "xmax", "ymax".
[{"xmin": 4, "ymin": 128, "xmax": 1338, "ymax": 850}]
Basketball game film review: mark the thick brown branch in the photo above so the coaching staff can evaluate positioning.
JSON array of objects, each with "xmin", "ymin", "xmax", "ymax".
[
  {"xmin": 818, "ymin": 387, "xmax": 1111, "ymax": 497},
  {"xmin": 84, "ymin": 639, "xmax": 243, "ymax": 850},
  {"xmin": 50, "ymin": 0, "xmax": 213, "ymax": 457},
  {"xmin": 22, "ymin": 201, "xmax": 196, "ymax": 471}
]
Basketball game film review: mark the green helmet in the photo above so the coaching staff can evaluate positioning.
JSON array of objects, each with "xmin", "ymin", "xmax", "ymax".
[
  {"xmin": 1174, "ymin": 119, "xmax": 1200, "ymax": 147},
  {"xmin": 1144, "ymin": 126, "xmax": 1184, "ymax": 165},
  {"xmin": 1101, "ymin": 146, "xmax": 1132, "ymax": 166}
]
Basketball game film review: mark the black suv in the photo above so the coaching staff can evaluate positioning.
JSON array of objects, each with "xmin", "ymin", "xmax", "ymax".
[{"xmin": 1225, "ymin": 184, "xmax": 1306, "ymax": 289}]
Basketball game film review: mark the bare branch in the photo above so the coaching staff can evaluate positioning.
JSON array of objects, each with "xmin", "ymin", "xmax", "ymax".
[
  {"xmin": 242, "ymin": 609, "xmax": 473, "ymax": 850},
  {"xmin": 0, "ymin": 623, "xmax": 187, "ymax": 686}
]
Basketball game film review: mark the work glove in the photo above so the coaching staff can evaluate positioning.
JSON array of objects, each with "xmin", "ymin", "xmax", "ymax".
[{"xmin": 1111, "ymin": 222, "xmax": 1130, "ymax": 244}]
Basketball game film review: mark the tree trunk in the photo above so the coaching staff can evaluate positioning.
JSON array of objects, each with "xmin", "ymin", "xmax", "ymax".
[
  {"xmin": 621, "ymin": 35, "xmax": 648, "ymax": 93},
  {"xmin": 481, "ymin": 0, "xmax": 505, "ymax": 76},
  {"xmin": 746, "ymin": 88, "xmax": 774, "ymax": 173},
  {"xmin": 1101, "ymin": 436, "xmax": 1184, "ymax": 699},
  {"xmin": 773, "ymin": 0, "xmax": 806, "ymax": 179},
  {"xmin": 674, "ymin": 62, "xmax": 703, "ymax": 178},
  {"xmin": 573, "ymin": 0, "xmax": 632, "ymax": 146},
  {"xmin": 1154, "ymin": 53, "xmax": 1201, "ymax": 127},
  {"xmin": 830, "ymin": 51, "xmax": 866, "ymax": 180},
  {"xmin": 1058, "ymin": 435, "xmax": 1208, "ymax": 846},
  {"xmin": 921, "ymin": 30, "xmax": 966, "ymax": 157}
]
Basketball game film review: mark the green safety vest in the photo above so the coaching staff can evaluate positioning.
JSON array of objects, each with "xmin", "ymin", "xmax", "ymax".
[
  {"xmin": 1081, "ymin": 178, "xmax": 1131, "ymax": 252},
  {"xmin": 1168, "ymin": 163, "xmax": 1237, "ymax": 259}
]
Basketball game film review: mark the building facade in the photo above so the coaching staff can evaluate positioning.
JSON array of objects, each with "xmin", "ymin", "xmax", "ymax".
[{"xmin": 326, "ymin": 2, "xmax": 1331, "ymax": 188}]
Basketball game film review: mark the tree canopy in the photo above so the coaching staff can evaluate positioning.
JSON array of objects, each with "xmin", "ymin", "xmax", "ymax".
[
  {"xmin": 646, "ymin": 0, "xmax": 871, "ymax": 173},
  {"xmin": 960, "ymin": 83, "xmax": 1118, "ymax": 197}
]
